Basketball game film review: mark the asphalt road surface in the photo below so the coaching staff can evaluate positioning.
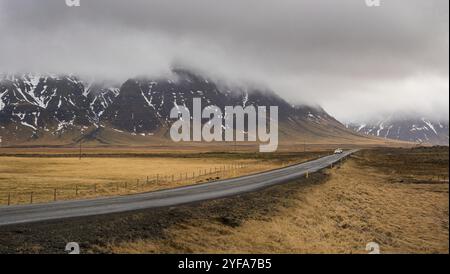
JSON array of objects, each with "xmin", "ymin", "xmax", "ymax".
[{"xmin": 0, "ymin": 150, "xmax": 356, "ymax": 226}]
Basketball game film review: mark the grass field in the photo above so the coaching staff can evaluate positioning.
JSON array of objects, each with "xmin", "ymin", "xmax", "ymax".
[
  {"xmin": 0, "ymin": 147, "xmax": 447, "ymax": 254},
  {"xmin": 102, "ymin": 147, "xmax": 449, "ymax": 254},
  {"xmin": 0, "ymin": 150, "xmax": 328, "ymax": 205}
]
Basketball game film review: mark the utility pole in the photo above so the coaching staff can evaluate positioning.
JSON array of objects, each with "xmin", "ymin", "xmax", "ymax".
[{"xmin": 79, "ymin": 128, "xmax": 85, "ymax": 160}]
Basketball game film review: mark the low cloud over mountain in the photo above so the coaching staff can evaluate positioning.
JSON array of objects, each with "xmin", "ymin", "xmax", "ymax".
[{"xmin": 0, "ymin": 0, "xmax": 448, "ymax": 123}]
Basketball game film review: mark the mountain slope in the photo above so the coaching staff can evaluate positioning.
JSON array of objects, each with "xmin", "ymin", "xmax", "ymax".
[
  {"xmin": 1, "ymin": 71, "xmax": 383, "ymax": 147},
  {"xmin": 347, "ymin": 117, "xmax": 449, "ymax": 145}
]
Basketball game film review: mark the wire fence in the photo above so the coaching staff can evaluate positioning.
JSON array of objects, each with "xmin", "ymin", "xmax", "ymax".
[
  {"xmin": 0, "ymin": 157, "xmax": 359, "ymax": 207},
  {"xmin": 0, "ymin": 161, "xmax": 277, "ymax": 206}
]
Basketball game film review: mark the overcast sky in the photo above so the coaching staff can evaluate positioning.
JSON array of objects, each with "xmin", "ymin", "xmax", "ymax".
[{"xmin": 0, "ymin": 0, "xmax": 448, "ymax": 122}]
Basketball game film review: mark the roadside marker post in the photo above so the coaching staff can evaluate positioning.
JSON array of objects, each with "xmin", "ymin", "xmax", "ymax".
[
  {"xmin": 30, "ymin": 192, "xmax": 33, "ymax": 204},
  {"xmin": 54, "ymin": 189, "xmax": 57, "ymax": 201},
  {"xmin": 7, "ymin": 193, "xmax": 11, "ymax": 206}
]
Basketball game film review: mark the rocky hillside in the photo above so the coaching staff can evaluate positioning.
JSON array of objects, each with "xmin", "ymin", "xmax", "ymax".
[
  {"xmin": 347, "ymin": 117, "xmax": 449, "ymax": 145},
  {"xmin": 0, "ymin": 70, "xmax": 373, "ymax": 146}
]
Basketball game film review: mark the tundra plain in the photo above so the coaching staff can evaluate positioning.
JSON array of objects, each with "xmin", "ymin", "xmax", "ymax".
[
  {"xmin": 0, "ymin": 146, "xmax": 447, "ymax": 254},
  {"xmin": 0, "ymin": 149, "xmax": 327, "ymax": 205}
]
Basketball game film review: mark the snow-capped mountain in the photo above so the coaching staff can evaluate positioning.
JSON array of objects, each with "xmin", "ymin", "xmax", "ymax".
[
  {"xmin": 83, "ymin": 81, "xmax": 121, "ymax": 123},
  {"xmin": 0, "ymin": 70, "xmax": 366, "ymax": 146},
  {"xmin": 0, "ymin": 74, "xmax": 118, "ymax": 134},
  {"xmin": 347, "ymin": 117, "xmax": 449, "ymax": 145}
]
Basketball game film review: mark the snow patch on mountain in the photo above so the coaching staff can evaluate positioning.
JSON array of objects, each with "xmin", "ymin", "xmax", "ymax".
[{"xmin": 347, "ymin": 117, "xmax": 449, "ymax": 145}]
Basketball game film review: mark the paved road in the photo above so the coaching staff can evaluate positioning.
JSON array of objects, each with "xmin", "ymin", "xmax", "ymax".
[{"xmin": 0, "ymin": 150, "xmax": 356, "ymax": 227}]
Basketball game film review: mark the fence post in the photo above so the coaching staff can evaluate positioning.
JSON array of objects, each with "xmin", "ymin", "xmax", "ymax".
[
  {"xmin": 8, "ymin": 193, "xmax": 11, "ymax": 206},
  {"xmin": 54, "ymin": 189, "xmax": 57, "ymax": 201},
  {"xmin": 30, "ymin": 192, "xmax": 33, "ymax": 204}
]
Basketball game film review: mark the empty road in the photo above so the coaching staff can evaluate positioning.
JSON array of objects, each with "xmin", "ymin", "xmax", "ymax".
[{"xmin": 0, "ymin": 150, "xmax": 356, "ymax": 226}]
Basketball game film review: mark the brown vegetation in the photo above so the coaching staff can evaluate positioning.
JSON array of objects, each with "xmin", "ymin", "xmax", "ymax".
[
  {"xmin": 0, "ymin": 151, "xmax": 327, "ymax": 205},
  {"xmin": 104, "ymin": 147, "xmax": 450, "ymax": 254},
  {"xmin": 0, "ymin": 147, "xmax": 447, "ymax": 254}
]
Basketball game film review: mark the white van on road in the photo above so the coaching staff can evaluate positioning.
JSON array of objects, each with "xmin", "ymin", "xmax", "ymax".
[{"xmin": 334, "ymin": 148, "xmax": 343, "ymax": 154}]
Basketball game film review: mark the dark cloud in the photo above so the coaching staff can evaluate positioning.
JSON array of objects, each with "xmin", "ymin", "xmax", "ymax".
[{"xmin": 0, "ymin": 0, "xmax": 448, "ymax": 121}]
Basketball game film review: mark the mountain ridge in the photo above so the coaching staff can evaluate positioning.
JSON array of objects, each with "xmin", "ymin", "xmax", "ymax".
[
  {"xmin": 0, "ymin": 70, "xmax": 388, "ymax": 147},
  {"xmin": 346, "ymin": 116, "xmax": 449, "ymax": 146}
]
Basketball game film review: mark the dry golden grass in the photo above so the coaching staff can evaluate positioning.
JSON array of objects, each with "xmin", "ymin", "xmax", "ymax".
[
  {"xmin": 0, "ymin": 157, "xmax": 280, "ymax": 205},
  {"xmin": 105, "ymin": 149, "xmax": 449, "ymax": 254},
  {"xmin": 0, "ymin": 150, "xmax": 326, "ymax": 205},
  {"xmin": 0, "ymin": 139, "xmax": 411, "ymax": 156}
]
